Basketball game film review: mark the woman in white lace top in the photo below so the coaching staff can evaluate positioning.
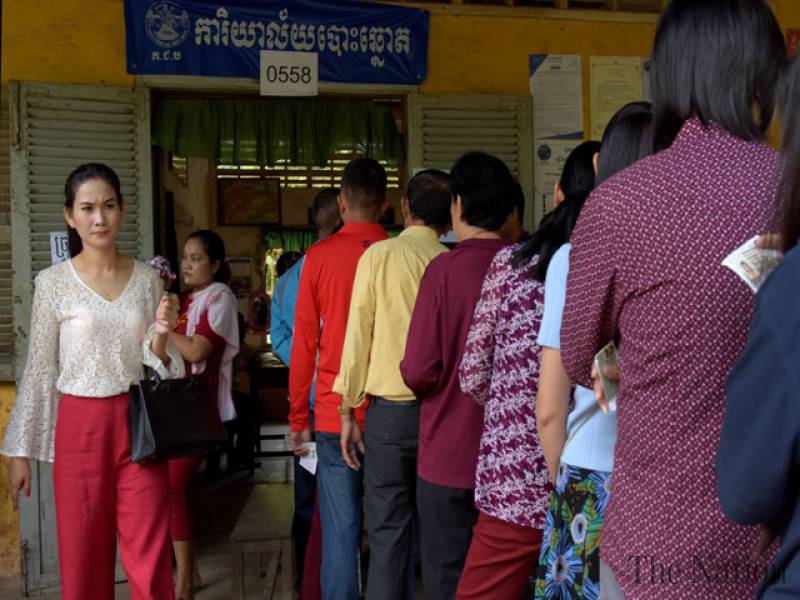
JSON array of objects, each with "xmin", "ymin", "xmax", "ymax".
[{"xmin": 1, "ymin": 163, "xmax": 184, "ymax": 600}]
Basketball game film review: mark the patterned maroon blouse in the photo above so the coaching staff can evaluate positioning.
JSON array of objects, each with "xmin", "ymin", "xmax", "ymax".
[
  {"xmin": 459, "ymin": 245, "xmax": 552, "ymax": 529},
  {"xmin": 561, "ymin": 118, "xmax": 781, "ymax": 598}
]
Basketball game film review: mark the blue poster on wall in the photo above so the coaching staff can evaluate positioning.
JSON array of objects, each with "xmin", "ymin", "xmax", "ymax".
[{"xmin": 124, "ymin": 0, "xmax": 429, "ymax": 85}]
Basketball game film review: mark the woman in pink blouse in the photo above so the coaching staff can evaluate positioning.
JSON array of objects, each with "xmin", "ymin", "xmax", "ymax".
[
  {"xmin": 166, "ymin": 230, "xmax": 239, "ymax": 600},
  {"xmin": 455, "ymin": 142, "xmax": 600, "ymax": 600}
]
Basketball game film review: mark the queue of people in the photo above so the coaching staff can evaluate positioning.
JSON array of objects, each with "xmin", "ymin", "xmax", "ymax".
[{"xmin": 4, "ymin": 1, "xmax": 800, "ymax": 599}]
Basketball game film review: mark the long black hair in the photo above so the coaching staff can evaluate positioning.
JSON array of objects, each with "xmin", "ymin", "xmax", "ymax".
[
  {"xmin": 650, "ymin": 0, "xmax": 785, "ymax": 152},
  {"xmin": 64, "ymin": 163, "xmax": 123, "ymax": 257},
  {"xmin": 779, "ymin": 58, "xmax": 800, "ymax": 252},
  {"xmin": 187, "ymin": 229, "xmax": 230, "ymax": 284},
  {"xmin": 596, "ymin": 102, "xmax": 653, "ymax": 186},
  {"xmin": 512, "ymin": 141, "xmax": 600, "ymax": 281}
]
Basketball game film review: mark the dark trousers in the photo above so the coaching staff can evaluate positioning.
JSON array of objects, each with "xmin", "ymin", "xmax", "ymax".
[
  {"xmin": 363, "ymin": 398, "xmax": 420, "ymax": 600},
  {"xmin": 417, "ymin": 476, "xmax": 478, "ymax": 600},
  {"xmin": 293, "ymin": 455, "xmax": 317, "ymax": 587}
]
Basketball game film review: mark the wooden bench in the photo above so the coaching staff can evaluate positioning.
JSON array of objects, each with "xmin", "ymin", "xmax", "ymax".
[{"xmin": 230, "ymin": 483, "xmax": 294, "ymax": 599}]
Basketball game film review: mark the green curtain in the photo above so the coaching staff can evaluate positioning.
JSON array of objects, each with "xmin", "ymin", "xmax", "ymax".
[
  {"xmin": 153, "ymin": 97, "xmax": 405, "ymax": 167},
  {"xmin": 264, "ymin": 229, "xmax": 318, "ymax": 252},
  {"xmin": 264, "ymin": 227, "xmax": 399, "ymax": 252}
]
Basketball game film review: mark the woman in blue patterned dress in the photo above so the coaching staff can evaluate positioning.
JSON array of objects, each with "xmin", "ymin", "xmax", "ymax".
[{"xmin": 534, "ymin": 102, "xmax": 654, "ymax": 599}]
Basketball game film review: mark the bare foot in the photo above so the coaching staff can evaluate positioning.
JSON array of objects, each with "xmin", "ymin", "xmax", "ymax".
[
  {"xmin": 192, "ymin": 570, "xmax": 203, "ymax": 591},
  {"xmin": 175, "ymin": 582, "xmax": 194, "ymax": 600}
]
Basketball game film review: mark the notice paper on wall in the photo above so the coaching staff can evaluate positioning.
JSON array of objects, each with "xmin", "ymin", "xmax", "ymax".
[
  {"xmin": 590, "ymin": 56, "xmax": 643, "ymax": 140},
  {"xmin": 529, "ymin": 55, "xmax": 584, "ymax": 140},
  {"xmin": 50, "ymin": 231, "xmax": 70, "ymax": 265},
  {"xmin": 642, "ymin": 58, "xmax": 652, "ymax": 103},
  {"xmin": 260, "ymin": 50, "xmax": 319, "ymax": 97},
  {"xmin": 533, "ymin": 140, "xmax": 580, "ymax": 217},
  {"xmin": 529, "ymin": 55, "xmax": 584, "ymax": 220}
]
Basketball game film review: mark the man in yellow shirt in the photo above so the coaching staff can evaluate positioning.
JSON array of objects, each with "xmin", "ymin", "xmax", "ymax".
[{"xmin": 334, "ymin": 170, "xmax": 452, "ymax": 600}]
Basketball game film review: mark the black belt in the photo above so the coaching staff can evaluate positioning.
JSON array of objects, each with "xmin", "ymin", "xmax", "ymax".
[{"xmin": 370, "ymin": 396, "xmax": 421, "ymax": 407}]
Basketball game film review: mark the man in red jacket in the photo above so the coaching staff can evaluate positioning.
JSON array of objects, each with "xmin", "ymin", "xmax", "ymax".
[{"xmin": 288, "ymin": 158, "xmax": 388, "ymax": 600}]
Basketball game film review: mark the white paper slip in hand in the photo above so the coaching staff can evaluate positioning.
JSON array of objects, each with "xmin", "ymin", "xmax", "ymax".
[
  {"xmin": 594, "ymin": 341, "xmax": 619, "ymax": 413},
  {"xmin": 299, "ymin": 442, "xmax": 317, "ymax": 475},
  {"xmin": 722, "ymin": 236, "xmax": 782, "ymax": 293}
]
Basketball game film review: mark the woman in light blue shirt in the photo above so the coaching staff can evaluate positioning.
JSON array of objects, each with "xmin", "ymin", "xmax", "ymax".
[{"xmin": 533, "ymin": 102, "xmax": 653, "ymax": 600}]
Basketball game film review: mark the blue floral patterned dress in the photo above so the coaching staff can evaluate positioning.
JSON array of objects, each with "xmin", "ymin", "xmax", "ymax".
[{"xmin": 534, "ymin": 465, "xmax": 612, "ymax": 599}]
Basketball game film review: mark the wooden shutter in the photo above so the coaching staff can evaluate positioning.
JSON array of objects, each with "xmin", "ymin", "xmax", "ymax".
[
  {"xmin": 9, "ymin": 81, "xmax": 152, "ymax": 594},
  {"xmin": 10, "ymin": 81, "xmax": 153, "ymax": 375},
  {"xmin": 406, "ymin": 94, "xmax": 536, "ymax": 229},
  {"xmin": 0, "ymin": 90, "xmax": 13, "ymax": 381}
]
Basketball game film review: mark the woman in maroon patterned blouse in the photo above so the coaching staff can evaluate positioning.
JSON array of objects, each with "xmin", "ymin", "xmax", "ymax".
[
  {"xmin": 560, "ymin": 1, "xmax": 786, "ymax": 598},
  {"xmin": 455, "ymin": 142, "xmax": 600, "ymax": 600}
]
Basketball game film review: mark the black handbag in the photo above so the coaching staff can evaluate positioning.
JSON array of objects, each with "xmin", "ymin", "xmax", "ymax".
[{"xmin": 129, "ymin": 369, "xmax": 227, "ymax": 462}]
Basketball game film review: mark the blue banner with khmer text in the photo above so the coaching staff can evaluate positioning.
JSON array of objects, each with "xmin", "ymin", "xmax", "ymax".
[{"xmin": 124, "ymin": 0, "xmax": 429, "ymax": 85}]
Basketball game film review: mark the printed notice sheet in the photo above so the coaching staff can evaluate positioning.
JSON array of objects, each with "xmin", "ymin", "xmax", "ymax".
[
  {"xmin": 530, "ymin": 55, "xmax": 584, "ymax": 221},
  {"xmin": 533, "ymin": 140, "xmax": 579, "ymax": 218},
  {"xmin": 642, "ymin": 58, "xmax": 653, "ymax": 103},
  {"xmin": 50, "ymin": 231, "xmax": 70, "ymax": 265},
  {"xmin": 722, "ymin": 237, "xmax": 782, "ymax": 292},
  {"xmin": 529, "ymin": 55, "xmax": 584, "ymax": 140},
  {"xmin": 590, "ymin": 56, "xmax": 643, "ymax": 140}
]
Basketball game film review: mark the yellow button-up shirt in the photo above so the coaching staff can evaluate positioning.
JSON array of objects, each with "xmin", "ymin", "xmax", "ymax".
[{"xmin": 333, "ymin": 225, "xmax": 448, "ymax": 408}]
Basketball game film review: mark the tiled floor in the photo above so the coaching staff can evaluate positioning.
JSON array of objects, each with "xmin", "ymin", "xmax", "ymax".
[{"xmin": 0, "ymin": 454, "xmax": 428, "ymax": 599}]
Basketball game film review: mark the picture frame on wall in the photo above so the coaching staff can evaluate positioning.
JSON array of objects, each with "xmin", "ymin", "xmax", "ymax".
[{"xmin": 218, "ymin": 177, "xmax": 282, "ymax": 226}]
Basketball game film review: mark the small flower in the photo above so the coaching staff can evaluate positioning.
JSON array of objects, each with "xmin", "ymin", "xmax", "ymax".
[
  {"xmin": 555, "ymin": 463, "xmax": 578, "ymax": 495},
  {"xmin": 570, "ymin": 513, "xmax": 588, "ymax": 545},
  {"xmin": 590, "ymin": 470, "xmax": 612, "ymax": 514},
  {"xmin": 543, "ymin": 528, "xmax": 583, "ymax": 598}
]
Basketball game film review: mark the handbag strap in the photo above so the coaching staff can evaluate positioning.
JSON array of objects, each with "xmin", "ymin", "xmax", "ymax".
[
  {"xmin": 143, "ymin": 365, "xmax": 191, "ymax": 383},
  {"xmin": 564, "ymin": 402, "xmax": 602, "ymax": 449}
]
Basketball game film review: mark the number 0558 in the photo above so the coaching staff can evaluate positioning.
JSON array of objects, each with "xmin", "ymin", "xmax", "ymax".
[{"xmin": 260, "ymin": 51, "xmax": 318, "ymax": 96}]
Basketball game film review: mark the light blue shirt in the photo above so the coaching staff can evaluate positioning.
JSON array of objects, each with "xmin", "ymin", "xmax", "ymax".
[
  {"xmin": 537, "ymin": 243, "xmax": 617, "ymax": 473},
  {"xmin": 270, "ymin": 257, "xmax": 315, "ymax": 409}
]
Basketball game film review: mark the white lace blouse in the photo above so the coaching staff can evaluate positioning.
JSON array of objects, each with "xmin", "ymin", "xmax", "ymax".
[{"xmin": 1, "ymin": 259, "xmax": 184, "ymax": 462}]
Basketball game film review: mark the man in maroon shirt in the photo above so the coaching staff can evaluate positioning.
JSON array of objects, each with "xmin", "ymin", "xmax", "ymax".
[
  {"xmin": 400, "ymin": 152, "xmax": 519, "ymax": 599},
  {"xmin": 289, "ymin": 158, "xmax": 388, "ymax": 600}
]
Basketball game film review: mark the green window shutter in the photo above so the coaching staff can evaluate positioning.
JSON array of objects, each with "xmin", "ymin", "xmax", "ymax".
[
  {"xmin": 0, "ymin": 90, "xmax": 13, "ymax": 381},
  {"xmin": 10, "ymin": 81, "xmax": 153, "ymax": 377},
  {"xmin": 406, "ymin": 94, "xmax": 535, "ymax": 230}
]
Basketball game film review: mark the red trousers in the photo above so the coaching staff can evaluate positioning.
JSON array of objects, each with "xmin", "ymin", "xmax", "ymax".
[
  {"xmin": 300, "ymin": 492, "xmax": 322, "ymax": 600},
  {"xmin": 167, "ymin": 454, "xmax": 203, "ymax": 541},
  {"xmin": 54, "ymin": 393, "xmax": 174, "ymax": 600},
  {"xmin": 456, "ymin": 511, "xmax": 543, "ymax": 600}
]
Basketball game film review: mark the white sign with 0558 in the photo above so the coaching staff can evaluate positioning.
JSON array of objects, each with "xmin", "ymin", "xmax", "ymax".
[{"xmin": 260, "ymin": 50, "xmax": 319, "ymax": 96}]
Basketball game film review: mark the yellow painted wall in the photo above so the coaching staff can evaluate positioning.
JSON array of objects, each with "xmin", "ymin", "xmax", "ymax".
[
  {"xmin": 3, "ymin": 0, "xmax": 800, "ymax": 580},
  {"xmin": 4, "ymin": 1, "xmax": 800, "ymax": 134},
  {"xmin": 0, "ymin": 384, "xmax": 19, "ymax": 578}
]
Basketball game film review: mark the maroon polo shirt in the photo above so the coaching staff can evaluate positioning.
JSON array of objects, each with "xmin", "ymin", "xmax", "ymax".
[{"xmin": 400, "ymin": 237, "xmax": 512, "ymax": 489}]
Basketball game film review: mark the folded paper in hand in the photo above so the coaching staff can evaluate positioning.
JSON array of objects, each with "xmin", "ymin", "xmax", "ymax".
[
  {"xmin": 300, "ymin": 442, "xmax": 317, "ymax": 475},
  {"xmin": 722, "ymin": 236, "xmax": 782, "ymax": 293}
]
